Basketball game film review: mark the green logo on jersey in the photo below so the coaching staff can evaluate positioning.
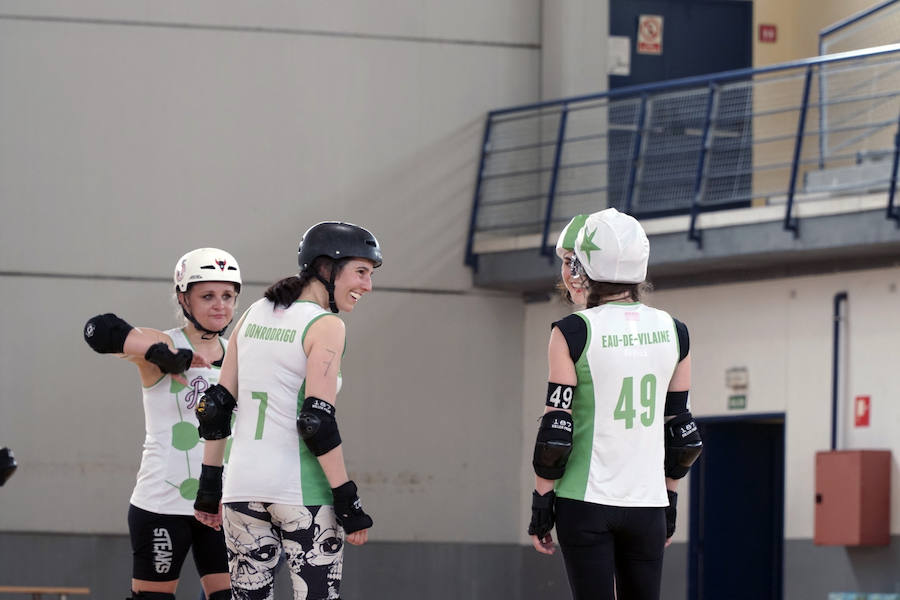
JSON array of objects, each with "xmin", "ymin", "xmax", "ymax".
[{"xmin": 245, "ymin": 323, "xmax": 298, "ymax": 343}]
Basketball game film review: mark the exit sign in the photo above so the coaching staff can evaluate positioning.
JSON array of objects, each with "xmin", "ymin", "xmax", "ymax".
[
  {"xmin": 728, "ymin": 394, "xmax": 747, "ymax": 410},
  {"xmin": 759, "ymin": 24, "xmax": 777, "ymax": 43}
]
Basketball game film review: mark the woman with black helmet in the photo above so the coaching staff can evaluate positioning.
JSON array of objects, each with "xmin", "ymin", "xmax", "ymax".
[
  {"xmin": 193, "ymin": 222, "xmax": 380, "ymax": 600},
  {"xmin": 527, "ymin": 209, "xmax": 701, "ymax": 600},
  {"xmin": 82, "ymin": 248, "xmax": 240, "ymax": 600}
]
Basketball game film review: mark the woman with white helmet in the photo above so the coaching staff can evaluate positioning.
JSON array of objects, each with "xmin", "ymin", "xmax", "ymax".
[
  {"xmin": 192, "ymin": 222, "xmax": 379, "ymax": 600},
  {"xmin": 528, "ymin": 209, "xmax": 702, "ymax": 600},
  {"xmin": 556, "ymin": 214, "xmax": 589, "ymax": 307},
  {"xmin": 83, "ymin": 248, "xmax": 240, "ymax": 600}
]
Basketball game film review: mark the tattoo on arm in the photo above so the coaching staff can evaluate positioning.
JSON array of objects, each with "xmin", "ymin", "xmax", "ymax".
[{"xmin": 323, "ymin": 348, "xmax": 337, "ymax": 376}]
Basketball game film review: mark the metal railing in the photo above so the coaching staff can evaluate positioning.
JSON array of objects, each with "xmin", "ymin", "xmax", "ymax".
[
  {"xmin": 466, "ymin": 44, "xmax": 900, "ymax": 267},
  {"xmin": 819, "ymin": 0, "xmax": 900, "ymax": 166}
]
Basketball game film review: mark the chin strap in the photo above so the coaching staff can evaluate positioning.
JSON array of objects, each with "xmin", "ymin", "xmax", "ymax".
[
  {"xmin": 314, "ymin": 271, "xmax": 340, "ymax": 313},
  {"xmin": 180, "ymin": 304, "xmax": 231, "ymax": 339}
]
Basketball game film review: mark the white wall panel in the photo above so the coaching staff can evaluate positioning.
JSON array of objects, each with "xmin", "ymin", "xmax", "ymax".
[{"xmin": 0, "ymin": 1, "xmax": 541, "ymax": 45}]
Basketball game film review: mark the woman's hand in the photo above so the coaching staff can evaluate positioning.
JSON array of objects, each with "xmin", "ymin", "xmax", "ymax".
[
  {"xmin": 194, "ymin": 506, "xmax": 223, "ymax": 531},
  {"xmin": 531, "ymin": 532, "xmax": 556, "ymax": 555},
  {"xmin": 191, "ymin": 353, "xmax": 213, "ymax": 369},
  {"xmin": 346, "ymin": 529, "xmax": 368, "ymax": 546}
]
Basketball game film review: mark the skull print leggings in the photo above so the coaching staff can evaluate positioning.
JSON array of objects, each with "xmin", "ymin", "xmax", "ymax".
[{"xmin": 223, "ymin": 502, "xmax": 344, "ymax": 600}]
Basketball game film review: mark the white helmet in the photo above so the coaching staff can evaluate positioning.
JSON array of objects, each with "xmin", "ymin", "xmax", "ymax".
[
  {"xmin": 173, "ymin": 248, "xmax": 242, "ymax": 293},
  {"xmin": 573, "ymin": 208, "xmax": 649, "ymax": 283},
  {"xmin": 555, "ymin": 214, "xmax": 589, "ymax": 259}
]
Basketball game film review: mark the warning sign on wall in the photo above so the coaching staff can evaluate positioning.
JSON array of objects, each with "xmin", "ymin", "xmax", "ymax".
[
  {"xmin": 854, "ymin": 395, "xmax": 870, "ymax": 427},
  {"xmin": 637, "ymin": 14, "xmax": 663, "ymax": 55}
]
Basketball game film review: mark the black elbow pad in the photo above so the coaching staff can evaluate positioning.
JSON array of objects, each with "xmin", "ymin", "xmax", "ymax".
[
  {"xmin": 296, "ymin": 397, "xmax": 341, "ymax": 456},
  {"xmin": 665, "ymin": 412, "xmax": 702, "ymax": 479},
  {"xmin": 83, "ymin": 313, "xmax": 133, "ymax": 354},
  {"xmin": 533, "ymin": 410, "xmax": 574, "ymax": 480},
  {"xmin": 196, "ymin": 384, "xmax": 237, "ymax": 440}
]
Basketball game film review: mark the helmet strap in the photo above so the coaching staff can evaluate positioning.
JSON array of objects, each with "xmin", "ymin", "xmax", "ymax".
[
  {"xmin": 179, "ymin": 297, "xmax": 230, "ymax": 339},
  {"xmin": 314, "ymin": 273, "xmax": 340, "ymax": 313}
]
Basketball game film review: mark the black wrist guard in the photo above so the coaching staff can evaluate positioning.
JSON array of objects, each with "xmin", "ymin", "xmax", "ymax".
[
  {"xmin": 144, "ymin": 342, "xmax": 193, "ymax": 374},
  {"xmin": 0, "ymin": 447, "xmax": 17, "ymax": 487},
  {"xmin": 665, "ymin": 489, "xmax": 678, "ymax": 538},
  {"xmin": 83, "ymin": 313, "xmax": 133, "ymax": 354},
  {"xmin": 196, "ymin": 384, "xmax": 237, "ymax": 440},
  {"xmin": 297, "ymin": 397, "xmax": 341, "ymax": 456},
  {"xmin": 194, "ymin": 464, "xmax": 223, "ymax": 514},
  {"xmin": 332, "ymin": 480, "xmax": 373, "ymax": 534},
  {"xmin": 527, "ymin": 489, "xmax": 556, "ymax": 539}
]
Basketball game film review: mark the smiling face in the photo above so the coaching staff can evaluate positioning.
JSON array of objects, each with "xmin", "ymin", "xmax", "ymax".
[
  {"xmin": 331, "ymin": 259, "xmax": 375, "ymax": 313},
  {"xmin": 561, "ymin": 250, "xmax": 586, "ymax": 307},
  {"xmin": 179, "ymin": 281, "xmax": 238, "ymax": 332}
]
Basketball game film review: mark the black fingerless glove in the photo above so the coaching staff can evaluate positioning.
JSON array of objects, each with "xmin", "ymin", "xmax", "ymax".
[
  {"xmin": 145, "ymin": 342, "xmax": 193, "ymax": 374},
  {"xmin": 665, "ymin": 489, "xmax": 678, "ymax": 538},
  {"xmin": 332, "ymin": 480, "xmax": 373, "ymax": 534},
  {"xmin": 194, "ymin": 464, "xmax": 223, "ymax": 514},
  {"xmin": 528, "ymin": 489, "xmax": 556, "ymax": 539}
]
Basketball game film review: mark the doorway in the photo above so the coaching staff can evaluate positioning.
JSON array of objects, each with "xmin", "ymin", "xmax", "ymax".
[{"xmin": 688, "ymin": 414, "xmax": 785, "ymax": 600}]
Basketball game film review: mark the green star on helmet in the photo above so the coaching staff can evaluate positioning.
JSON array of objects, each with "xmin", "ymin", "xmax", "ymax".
[{"xmin": 579, "ymin": 227, "xmax": 601, "ymax": 262}]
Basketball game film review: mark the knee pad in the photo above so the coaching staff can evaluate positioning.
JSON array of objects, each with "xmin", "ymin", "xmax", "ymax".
[
  {"xmin": 130, "ymin": 592, "xmax": 175, "ymax": 600},
  {"xmin": 207, "ymin": 590, "xmax": 232, "ymax": 600}
]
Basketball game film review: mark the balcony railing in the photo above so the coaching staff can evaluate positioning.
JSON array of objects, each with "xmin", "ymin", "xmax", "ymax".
[{"xmin": 466, "ymin": 44, "xmax": 900, "ymax": 268}]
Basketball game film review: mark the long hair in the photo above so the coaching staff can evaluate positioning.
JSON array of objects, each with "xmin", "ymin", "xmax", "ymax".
[{"xmin": 264, "ymin": 256, "xmax": 350, "ymax": 309}]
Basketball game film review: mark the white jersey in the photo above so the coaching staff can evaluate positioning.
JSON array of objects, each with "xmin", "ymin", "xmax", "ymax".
[
  {"xmin": 555, "ymin": 302, "xmax": 679, "ymax": 507},
  {"xmin": 223, "ymin": 299, "xmax": 341, "ymax": 506},
  {"xmin": 130, "ymin": 328, "xmax": 226, "ymax": 515}
]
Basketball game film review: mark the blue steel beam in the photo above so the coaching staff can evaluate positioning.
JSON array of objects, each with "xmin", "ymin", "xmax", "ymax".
[{"xmin": 540, "ymin": 106, "xmax": 570, "ymax": 263}]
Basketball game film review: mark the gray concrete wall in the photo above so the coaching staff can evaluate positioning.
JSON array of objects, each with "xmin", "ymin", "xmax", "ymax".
[{"xmin": 0, "ymin": 0, "xmax": 538, "ymax": 551}]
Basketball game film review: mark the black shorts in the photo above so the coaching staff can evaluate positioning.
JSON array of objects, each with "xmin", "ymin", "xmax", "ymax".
[{"xmin": 128, "ymin": 504, "xmax": 228, "ymax": 581}]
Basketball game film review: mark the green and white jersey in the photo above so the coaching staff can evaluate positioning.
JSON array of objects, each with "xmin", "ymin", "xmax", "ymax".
[
  {"xmin": 555, "ymin": 302, "xmax": 679, "ymax": 507},
  {"xmin": 222, "ymin": 299, "xmax": 341, "ymax": 506},
  {"xmin": 130, "ymin": 328, "xmax": 226, "ymax": 515}
]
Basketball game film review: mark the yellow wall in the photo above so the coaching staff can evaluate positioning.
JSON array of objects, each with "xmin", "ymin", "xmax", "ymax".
[
  {"xmin": 754, "ymin": 0, "xmax": 886, "ymax": 66},
  {"xmin": 753, "ymin": 0, "xmax": 878, "ymax": 67}
]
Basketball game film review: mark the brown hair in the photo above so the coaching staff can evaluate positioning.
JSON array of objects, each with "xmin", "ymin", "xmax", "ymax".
[
  {"xmin": 584, "ymin": 280, "xmax": 652, "ymax": 308},
  {"xmin": 264, "ymin": 257, "xmax": 350, "ymax": 309}
]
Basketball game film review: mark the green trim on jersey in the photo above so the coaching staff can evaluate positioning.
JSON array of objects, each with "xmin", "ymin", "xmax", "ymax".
[
  {"xmin": 301, "ymin": 313, "xmax": 338, "ymax": 346},
  {"xmin": 556, "ymin": 312, "xmax": 594, "ymax": 501},
  {"xmin": 178, "ymin": 328, "xmax": 224, "ymax": 369},
  {"xmin": 297, "ymin": 381, "xmax": 333, "ymax": 505},
  {"xmin": 142, "ymin": 373, "xmax": 166, "ymax": 389}
]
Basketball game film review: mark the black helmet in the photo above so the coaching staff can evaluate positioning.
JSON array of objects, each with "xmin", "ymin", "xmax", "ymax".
[
  {"xmin": 298, "ymin": 221, "xmax": 383, "ymax": 271},
  {"xmin": 298, "ymin": 221, "xmax": 382, "ymax": 313}
]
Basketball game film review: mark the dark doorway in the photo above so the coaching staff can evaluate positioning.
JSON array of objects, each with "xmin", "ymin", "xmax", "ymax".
[
  {"xmin": 609, "ymin": 0, "xmax": 752, "ymax": 89},
  {"xmin": 688, "ymin": 415, "xmax": 785, "ymax": 600},
  {"xmin": 607, "ymin": 0, "xmax": 753, "ymax": 217}
]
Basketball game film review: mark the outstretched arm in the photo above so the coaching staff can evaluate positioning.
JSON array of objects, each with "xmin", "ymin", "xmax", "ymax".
[{"xmin": 83, "ymin": 313, "xmax": 209, "ymax": 386}]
